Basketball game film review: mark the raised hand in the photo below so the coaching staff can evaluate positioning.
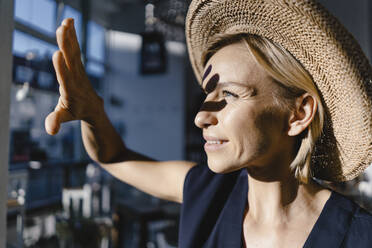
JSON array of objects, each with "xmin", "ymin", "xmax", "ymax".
[{"xmin": 45, "ymin": 18, "xmax": 103, "ymax": 135}]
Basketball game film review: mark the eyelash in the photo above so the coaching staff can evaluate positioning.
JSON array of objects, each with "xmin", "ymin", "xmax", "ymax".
[{"xmin": 222, "ymin": 90, "xmax": 238, "ymax": 98}]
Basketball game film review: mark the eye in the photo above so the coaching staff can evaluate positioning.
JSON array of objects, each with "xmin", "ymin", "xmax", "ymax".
[{"xmin": 222, "ymin": 90, "xmax": 238, "ymax": 98}]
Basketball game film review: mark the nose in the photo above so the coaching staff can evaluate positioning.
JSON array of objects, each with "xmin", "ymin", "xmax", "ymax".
[{"xmin": 194, "ymin": 108, "xmax": 218, "ymax": 129}]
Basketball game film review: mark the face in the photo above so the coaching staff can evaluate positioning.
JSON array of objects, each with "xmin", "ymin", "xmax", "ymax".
[{"xmin": 195, "ymin": 42, "xmax": 294, "ymax": 174}]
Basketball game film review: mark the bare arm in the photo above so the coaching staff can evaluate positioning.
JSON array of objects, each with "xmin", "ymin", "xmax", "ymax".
[
  {"xmin": 81, "ymin": 108, "xmax": 196, "ymax": 203},
  {"xmin": 45, "ymin": 18, "xmax": 196, "ymax": 203}
]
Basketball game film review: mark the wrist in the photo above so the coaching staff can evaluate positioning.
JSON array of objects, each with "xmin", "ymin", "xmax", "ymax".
[{"xmin": 83, "ymin": 94, "xmax": 106, "ymax": 127}]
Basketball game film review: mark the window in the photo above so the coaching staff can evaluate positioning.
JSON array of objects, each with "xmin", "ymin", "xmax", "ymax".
[
  {"xmin": 13, "ymin": 30, "xmax": 58, "ymax": 57},
  {"xmin": 15, "ymin": 0, "xmax": 56, "ymax": 35},
  {"xmin": 86, "ymin": 21, "xmax": 106, "ymax": 77},
  {"xmin": 86, "ymin": 61, "xmax": 105, "ymax": 77},
  {"xmin": 87, "ymin": 21, "xmax": 105, "ymax": 62}
]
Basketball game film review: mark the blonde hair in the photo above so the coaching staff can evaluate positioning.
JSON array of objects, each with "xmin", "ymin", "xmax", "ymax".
[{"xmin": 203, "ymin": 34, "xmax": 325, "ymax": 184}]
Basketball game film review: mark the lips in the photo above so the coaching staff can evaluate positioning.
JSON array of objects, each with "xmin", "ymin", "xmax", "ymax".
[{"xmin": 203, "ymin": 135, "xmax": 229, "ymax": 151}]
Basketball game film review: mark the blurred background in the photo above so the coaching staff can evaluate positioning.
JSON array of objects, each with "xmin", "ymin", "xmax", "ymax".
[{"xmin": 1, "ymin": 0, "xmax": 372, "ymax": 247}]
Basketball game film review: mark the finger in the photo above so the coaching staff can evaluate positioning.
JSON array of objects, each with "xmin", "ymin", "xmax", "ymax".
[
  {"xmin": 52, "ymin": 50, "xmax": 69, "ymax": 94},
  {"xmin": 45, "ymin": 108, "xmax": 74, "ymax": 135},
  {"xmin": 56, "ymin": 26, "xmax": 78, "ymax": 71},
  {"xmin": 66, "ymin": 20, "xmax": 86, "ymax": 75},
  {"xmin": 62, "ymin": 18, "xmax": 82, "ymax": 64},
  {"xmin": 56, "ymin": 23, "xmax": 73, "ymax": 69},
  {"xmin": 45, "ymin": 111, "xmax": 60, "ymax": 135},
  {"xmin": 64, "ymin": 18, "xmax": 81, "ymax": 57},
  {"xmin": 61, "ymin": 18, "xmax": 71, "ymax": 26},
  {"xmin": 57, "ymin": 18, "xmax": 83, "ymax": 72}
]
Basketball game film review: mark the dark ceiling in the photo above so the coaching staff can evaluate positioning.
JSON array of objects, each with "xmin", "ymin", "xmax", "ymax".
[{"xmin": 63, "ymin": 0, "xmax": 191, "ymax": 42}]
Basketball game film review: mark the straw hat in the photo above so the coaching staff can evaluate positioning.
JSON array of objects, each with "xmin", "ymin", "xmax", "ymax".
[{"xmin": 186, "ymin": 0, "xmax": 372, "ymax": 182}]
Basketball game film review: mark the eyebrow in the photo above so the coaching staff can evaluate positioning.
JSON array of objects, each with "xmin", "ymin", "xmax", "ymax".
[{"xmin": 219, "ymin": 82, "xmax": 251, "ymax": 88}]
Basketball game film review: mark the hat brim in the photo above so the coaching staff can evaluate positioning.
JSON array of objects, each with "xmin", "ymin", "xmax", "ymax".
[{"xmin": 186, "ymin": 0, "xmax": 372, "ymax": 181}]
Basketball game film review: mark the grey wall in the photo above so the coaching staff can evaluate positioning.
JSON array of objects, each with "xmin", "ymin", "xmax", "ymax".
[
  {"xmin": 105, "ymin": 31, "xmax": 186, "ymax": 160},
  {"xmin": 318, "ymin": 0, "xmax": 371, "ymax": 61},
  {"xmin": 0, "ymin": 0, "xmax": 14, "ymax": 246}
]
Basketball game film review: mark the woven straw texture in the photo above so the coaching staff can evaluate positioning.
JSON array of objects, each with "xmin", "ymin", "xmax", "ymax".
[{"xmin": 186, "ymin": 0, "xmax": 372, "ymax": 182}]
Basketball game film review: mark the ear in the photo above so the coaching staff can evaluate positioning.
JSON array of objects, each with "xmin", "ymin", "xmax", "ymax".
[{"xmin": 287, "ymin": 93, "xmax": 317, "ymax": 136}]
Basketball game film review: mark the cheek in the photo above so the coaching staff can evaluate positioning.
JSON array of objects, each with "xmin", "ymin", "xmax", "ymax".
[
  {"xmin": 251, "ymin": 109, "xmax": 282, "ymax": 151},
  {"xmin": 255, "ymin": 107, "xmax": 288, "ymax": 135},
  {"xmin": 223, "ymin": 106, "xmax": 286, "ymax": 160},
  {"xmin": 252, "ymin": 107, "xmax": 290, "ymax": 157},
  {"xmin": 222, "ymin": 106, "xmax": 267, "ymax": 154}
]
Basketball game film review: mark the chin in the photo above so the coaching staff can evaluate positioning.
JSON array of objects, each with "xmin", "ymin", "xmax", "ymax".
[{"xmin": 207, "ymin": 158, "xmax": 241, "ymax": 174}]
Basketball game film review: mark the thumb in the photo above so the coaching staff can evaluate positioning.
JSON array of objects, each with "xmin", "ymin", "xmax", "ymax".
[{"xmin": 45, "ymin": 108, "xmax": 74, "ymax": 135}]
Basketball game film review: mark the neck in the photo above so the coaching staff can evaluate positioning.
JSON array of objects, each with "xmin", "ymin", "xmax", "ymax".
[{"xmin": 245, "ymin": 167, "xmax": 327, "ymax": 226}]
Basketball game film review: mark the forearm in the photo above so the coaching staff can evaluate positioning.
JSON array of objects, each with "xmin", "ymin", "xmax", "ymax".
[{"xmin": 81, "ymin": 104, "xmax": 155, "ymax": 163}]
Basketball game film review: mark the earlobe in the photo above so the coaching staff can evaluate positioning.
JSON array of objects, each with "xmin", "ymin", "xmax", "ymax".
[{"xmin": 287, "ymin": 93, "xmax": 317, "ymax": 136}]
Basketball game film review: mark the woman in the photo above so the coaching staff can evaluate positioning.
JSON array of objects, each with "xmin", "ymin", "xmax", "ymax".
[{"xmin": 45, "ymin": 0, "xmax": 372, "ymax": 247}]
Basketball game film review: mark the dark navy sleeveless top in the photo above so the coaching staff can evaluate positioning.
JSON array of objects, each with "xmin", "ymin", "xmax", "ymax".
[{"xmin": 179, "ymin": 164, "xmax": 372, "ymax": 248}]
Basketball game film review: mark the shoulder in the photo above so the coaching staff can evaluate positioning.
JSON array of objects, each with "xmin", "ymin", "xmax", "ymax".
[
  {"xmin": 351, "ymin": 206, "xmax": 372, "ymax": 228},
  {"xmin": 334, "ymin": 192, "xmax": 372, "ymax": 246},
  {"xmin": 343, "ymin": 207, "xmax": 372, "ymax": 246},
  {"xmin": 332, "ymin": 191, "xmax": 372, "ymax": 224},
  {"xmin": 333, "ymin": 192, "xmax": 372, "ymax": 223}
]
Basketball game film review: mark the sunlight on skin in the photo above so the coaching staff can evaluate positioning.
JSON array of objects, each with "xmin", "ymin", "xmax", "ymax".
[{"xmin": 45, "ymin": 18, "xmax": 102, "ymax": 135}]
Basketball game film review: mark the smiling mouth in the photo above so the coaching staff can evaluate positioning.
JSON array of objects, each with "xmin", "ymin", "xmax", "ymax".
[
  {"xmin": 206, "ymin": 140, "xmax": 226, "ymax": 145},
  {"xmin": 204, "ymin": 140, "xmax": 228, "ymax": 151}
]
